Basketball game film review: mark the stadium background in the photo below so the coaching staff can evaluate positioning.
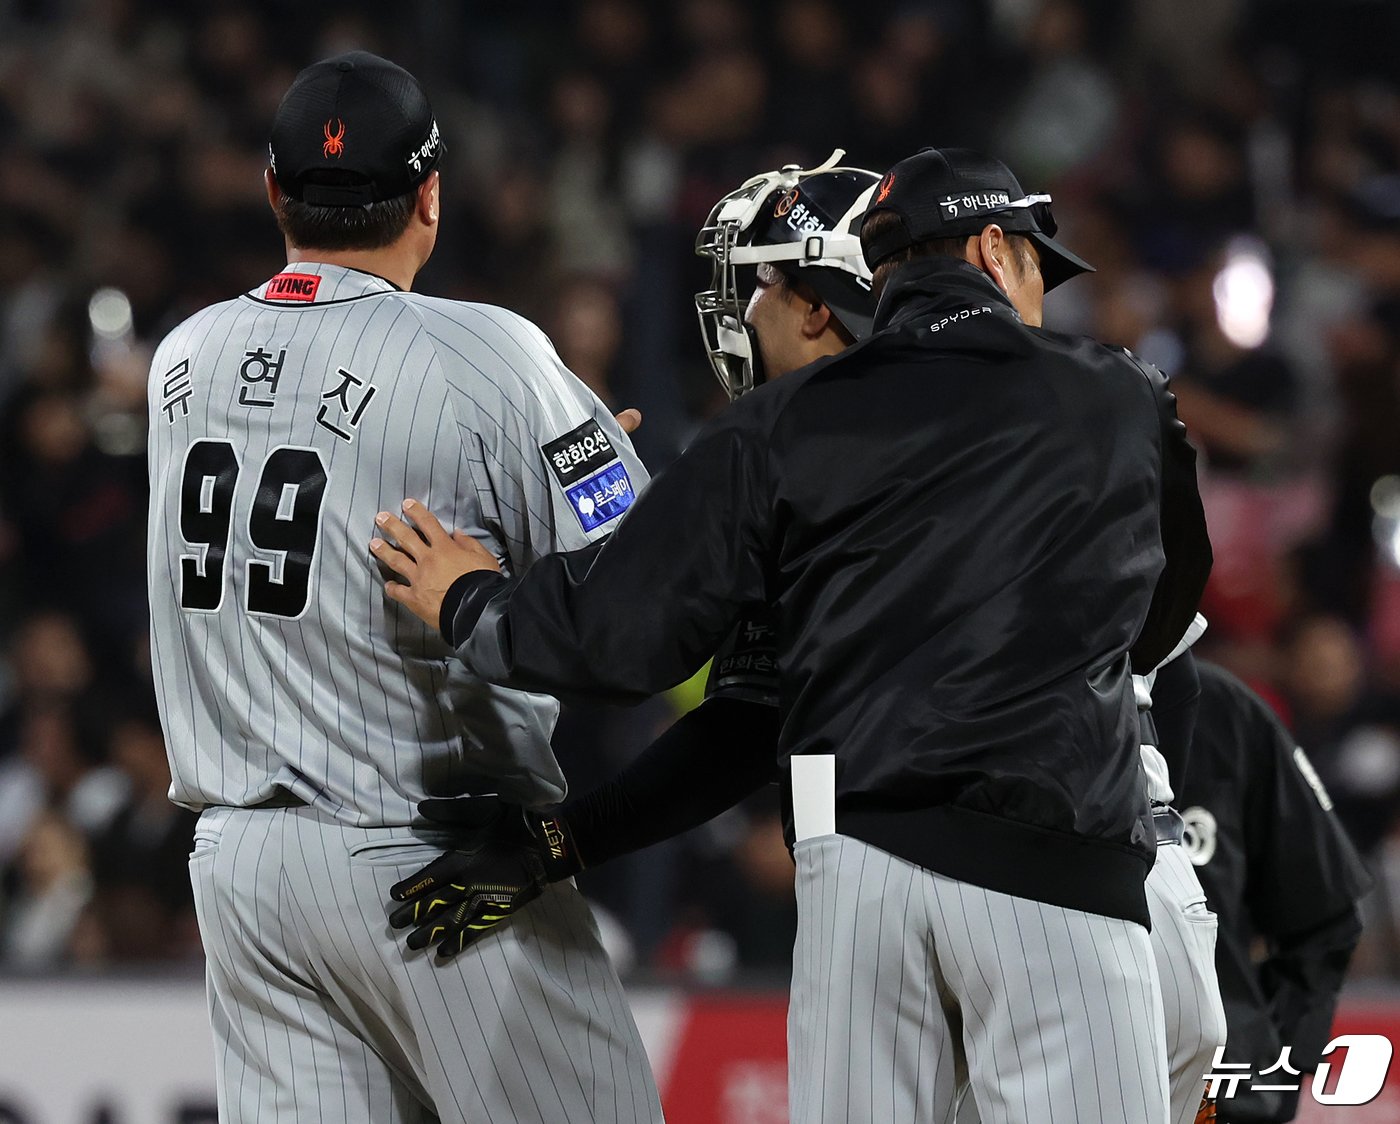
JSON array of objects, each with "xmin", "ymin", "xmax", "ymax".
[{"xmin": 1, "ymin": 0, "xmax": 1399, "ymax": 1118}]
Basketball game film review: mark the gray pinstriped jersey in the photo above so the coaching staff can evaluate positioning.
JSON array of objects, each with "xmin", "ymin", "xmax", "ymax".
[{"xmin": 147, "ymin": 263, "xmax": 648, "ymax": 826}]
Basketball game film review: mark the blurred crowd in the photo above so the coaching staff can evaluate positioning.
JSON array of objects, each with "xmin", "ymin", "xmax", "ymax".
[{"xmin": 0, "ymin": 0, "xmax": 1398, "ymax": 980}]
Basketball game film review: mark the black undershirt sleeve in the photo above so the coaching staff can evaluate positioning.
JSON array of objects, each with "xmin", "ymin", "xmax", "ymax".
[{"xmin": 558, "ymin": 695, "xmax": 781, "ymax": 869}]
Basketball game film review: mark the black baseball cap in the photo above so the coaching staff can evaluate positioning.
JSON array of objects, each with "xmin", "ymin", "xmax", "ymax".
[
  {"xmin": 861, "ymin": 147, "xmax": 1094, "ymax": 291},
  {"xmin": 269, "ymin": 51, "xmax": 443, "ymax": 208}
]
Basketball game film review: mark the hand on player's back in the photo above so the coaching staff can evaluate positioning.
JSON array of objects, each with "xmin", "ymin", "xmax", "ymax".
[
  {"xmin": 387, "ymin": 795, "xmax": 579, "ymax": 957},
  {"xmin": 370, "ymin": 499, "xmax": 500, "ymax": 629}
]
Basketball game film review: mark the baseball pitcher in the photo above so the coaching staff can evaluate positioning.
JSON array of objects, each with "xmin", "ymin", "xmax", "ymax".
[{"xmin": 147, "ymin": 50, "xmax": 661, "ymax": 1123}]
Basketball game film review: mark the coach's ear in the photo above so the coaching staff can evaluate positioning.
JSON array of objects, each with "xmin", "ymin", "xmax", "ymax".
[
  {"xmin": 417, "ymin": 171, "xmax": 440, "ymax": 228},
  {"xmin": 799, "ymin": 299, "xmax": 835, "ymax": 341},
  {"xmin": 264, "ymin": 168, "xmax": 282, "ymax": 213}
]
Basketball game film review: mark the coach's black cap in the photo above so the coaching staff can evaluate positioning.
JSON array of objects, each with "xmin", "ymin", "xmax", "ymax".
[
  {"xmin": 269, "ymin": 51, "xmax": 443, "ymax": 208},
  {"xmin": 861, "ymin": 147, "xmax": 1093, "ymax": 291}
]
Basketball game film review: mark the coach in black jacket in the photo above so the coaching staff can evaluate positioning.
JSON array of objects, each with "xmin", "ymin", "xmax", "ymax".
[
  {"xmin": 1170, "ymin": 660, "xmax": 1370, "ymax": 1123},
  {"xmin": 373, "ymin": 147, "xmax": 1212, "ymax": 1123}
]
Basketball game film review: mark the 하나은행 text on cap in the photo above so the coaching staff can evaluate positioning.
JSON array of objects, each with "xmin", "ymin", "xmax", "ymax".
[{"xmin": 861, "ymin": 146, "xmax": 1093, "ymax": 291}]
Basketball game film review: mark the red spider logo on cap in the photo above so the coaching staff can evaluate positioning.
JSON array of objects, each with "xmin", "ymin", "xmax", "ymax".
[
  {"xmin": 876, "ymin": 172, "xmax": 895, "ymax": 204},
  {"xmin": 323, "ymin": 119, "xmax": 346, "ymax": 158}
]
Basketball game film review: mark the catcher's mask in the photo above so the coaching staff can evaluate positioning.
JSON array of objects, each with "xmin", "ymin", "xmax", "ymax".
[{"xmin": 695, "ymin": 151, "xmax": 879, "ymax": 399}]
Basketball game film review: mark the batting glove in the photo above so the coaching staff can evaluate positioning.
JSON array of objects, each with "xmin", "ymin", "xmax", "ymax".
[{"xmin": 387, "ymin": 795, "xmax": 580, "ymax": 958}]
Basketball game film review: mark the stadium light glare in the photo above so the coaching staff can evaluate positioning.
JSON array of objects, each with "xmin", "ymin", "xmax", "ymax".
[
  {"xmin": 1212, "ymin": 237, "xmax": 1273, "ymax": 350},
  {"xmin": 1372, "ymin": 475, "xmax": 1400, "ymax": 570},
  {"xmin": 88, "ymin": 287, "xmax": 134, "ymax": 340}
]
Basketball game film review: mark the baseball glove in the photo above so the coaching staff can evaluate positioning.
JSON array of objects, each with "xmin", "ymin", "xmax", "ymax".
[{"xmin": 387, "ymin": 795, "xmax": 579, "ymax": 958}]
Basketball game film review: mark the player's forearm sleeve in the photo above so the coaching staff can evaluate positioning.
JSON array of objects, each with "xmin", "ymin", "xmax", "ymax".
[
  {"xmin": 441, "ymin": 571, "xmax": 511, "ymax": 644},
  {"xmin": 1128, "ymin": 359, "xmax": 1213, "ymax": 670},
  {"xmin": 447, "ymin": 415, "xmax": 773, "ymax": 703},
  {"xmin": 438, "ymin": 536, "xmax": 610, "ymax": 645},
  {"xmin": 1258, "ymin": 906, "xmax": 1364, "ymax": 1070},
  {"xmin": 559, "ymin": 696, "xmax": 780, "ymax": 868}
]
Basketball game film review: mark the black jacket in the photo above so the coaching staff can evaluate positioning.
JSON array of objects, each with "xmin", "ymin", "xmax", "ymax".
[
  {"xmin": 449, "ymin": 258, "xmax": 1211, "ymax": 926},
  {"xmin": 1173, "ymin": 662, "xmax": 1370, "ymax": 1124}
]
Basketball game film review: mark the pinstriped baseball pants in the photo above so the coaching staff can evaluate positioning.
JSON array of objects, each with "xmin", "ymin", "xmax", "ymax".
[
  {"xmin": 189, "ymin": 805, "xmax": 663, "ymax": 1124},
  {"xmin": 1145, "ymin": 841, "xmax": 1227, "ymax": 1124},
  {"xmin": 788, "ymin": 834, "xmax": 1169, "ymax": 1124},
  {"xmin": 958, "ymin": 842, "xmax": 1228, "ymax": 1124}
]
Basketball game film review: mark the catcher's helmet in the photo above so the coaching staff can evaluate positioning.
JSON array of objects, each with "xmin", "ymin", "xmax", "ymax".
[{"xmin": 696, "ymin": 151, "xmax": 879, "ymax": 399}]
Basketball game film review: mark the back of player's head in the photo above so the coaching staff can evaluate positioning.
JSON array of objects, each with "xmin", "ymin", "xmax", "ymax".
[
  {"xmin": 696, "ymin": 152, "xmax": 879, "ymax": 398},
  {"xmin": 268, "ymin": 51, "xmax": 444, "ymax": 251}
]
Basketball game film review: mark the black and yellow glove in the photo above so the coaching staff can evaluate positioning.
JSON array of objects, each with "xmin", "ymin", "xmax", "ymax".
[{"xmin": 387, "ymin": 795, "xmax": 580, "ymax": 958}]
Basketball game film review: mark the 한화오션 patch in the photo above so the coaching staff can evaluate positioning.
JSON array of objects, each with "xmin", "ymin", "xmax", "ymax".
[{"xmin": 542, "ymin": 419, "xmax": 619, "ymax": 488}]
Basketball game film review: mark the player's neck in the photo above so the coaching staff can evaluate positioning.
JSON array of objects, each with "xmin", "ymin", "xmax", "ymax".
[{"xmin": 284, "ymin": 243, "xmax": 422, "ymax": 292}]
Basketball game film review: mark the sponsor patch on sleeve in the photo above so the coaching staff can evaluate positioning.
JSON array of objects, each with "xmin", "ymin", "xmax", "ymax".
[
  {"xmin": 542, "ymin": 419, "xmax": 618, "ymax": 486},
  {"xmin": 541, "ymin": 419, "xmax": 635, "ymax": 532},
  {"xmin": 566, "ymin": 462, "xmax": 635, "ymax": 532}
]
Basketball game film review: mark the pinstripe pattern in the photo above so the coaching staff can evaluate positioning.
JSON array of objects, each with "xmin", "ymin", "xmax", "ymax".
[
  {"xmin": 156, "ymin": 265, "xmax": 660, "ymax": 1121},
  {"xmin": 1146, "ymin": 842, "xmax": 1227, "ymax": 1124},
  {"xmin": 148, "ymin": 263, "xmax": 648, "ymax": 825},
  {"xmin": 789, "ymin": 835, "xmax": 1169, "ymax": 1124},
  {"xmin": 191, "ymin": 805, "xmax": 660, "ymax": 1123}
]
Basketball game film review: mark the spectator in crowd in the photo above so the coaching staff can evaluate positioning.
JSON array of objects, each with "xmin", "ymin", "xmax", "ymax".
[
  {"xmin": 86, "ymin": 703, "xmax": 200, "ymax": 961},
  {"xmin": 0, "ymin": 810, "xmax": 94, "ymax": 969},
  {"xmin": 686, "ymin": 801, "xmax": 799, "ymax": 978},
  {"xmin": 0, "ymin": 700, "xmax": 124, "ymax": 871}
]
